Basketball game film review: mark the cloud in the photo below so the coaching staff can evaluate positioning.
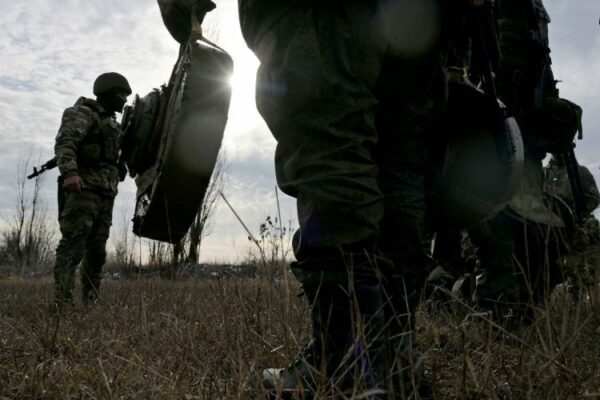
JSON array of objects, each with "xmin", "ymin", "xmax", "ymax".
[
  {"xmin": 0, "ymin": 0, "xmax": 297, "ymax": 263},
  {"xmin": 0, "ymin": 0, "xmax": 598, "ymax": 262}
]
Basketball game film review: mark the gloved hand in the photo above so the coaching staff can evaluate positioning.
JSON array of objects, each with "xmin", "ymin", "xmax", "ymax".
[
  {"xmin": 157, "ymin": 0, "xmax": 216, "ymax": 44},
  {"xmin": 63, "ymin": 174, "xmax": 83, "ymax": 192}
]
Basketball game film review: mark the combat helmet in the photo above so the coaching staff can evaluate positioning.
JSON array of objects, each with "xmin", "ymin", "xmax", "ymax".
[
  {"xmin": 93, "ymin": 72, "xmax": 132, "ymax": 96},
  {"xmin": 429, "ymin": 82, "xmax": 524, "ymax": 231}
]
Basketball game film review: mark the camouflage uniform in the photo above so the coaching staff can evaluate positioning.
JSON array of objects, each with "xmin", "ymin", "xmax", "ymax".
[
  {"xmin": 240, "ymin": 0, "xmax": 447, "ymax": 395},
  {"xmin": 469, "ymin": 0, "xmax": 564, "ymax": 315},
  {"xmin": 545, "ymin": 158, "xmax": 600, "ymax": 295},
  {"xmin": 54, "ymin": 97, "xmax": 122, "ymax": 304},
  {"xmin": 241, "ymin": 1, "xmax": 446, "ymax": 279}
]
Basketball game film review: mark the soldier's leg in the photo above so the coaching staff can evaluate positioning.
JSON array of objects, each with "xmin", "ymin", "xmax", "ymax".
[
  {"xmin": 583, "ymin": 217, "xmax": 600, "ymax": 292},
  {"xmin": 564, "ymin": 217, "xmax": 600, "ymax": 300},
  {"xmin": 80, "ymin": 195, "xmax": 114, "ymax": 304},
  {"xmin": 54, "ymin": 190, "xmax": 100, "ymax": 305},
  {"xmin": 250, "ymin": 2, "xmax": 393, "ymax": 394},
  {"xmin": 54, "ymin": 237, "xmax": 81, "ymax": 305},
  {"xmin": 376, "ymin": 52, "xmax": 446, "ymax": 396},
  {"xmin": 469, "ymin": 211, "xmax": 521, "ymax": 315}
]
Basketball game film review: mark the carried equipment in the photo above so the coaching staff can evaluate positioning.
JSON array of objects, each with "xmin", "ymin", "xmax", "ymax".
[
  {"xmin": 430, "ymin": 1, "xmax": 524, "ymax": 230},
  {"xmin": 120, "ymin": 2, "xmax": 233, "ymax": 243}
]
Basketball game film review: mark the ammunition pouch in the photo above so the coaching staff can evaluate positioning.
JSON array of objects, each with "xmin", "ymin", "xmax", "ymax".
[
  {"xmin": 78, "ymin": 143, "xmax": 102, "ymax": 166},
  {"xmin": 77, "ymin": 118, "xmax": 120, "ymax": 167},
  {"xmin": 101, "ymin": 124, "xmax": 120, "ymax": 163}
]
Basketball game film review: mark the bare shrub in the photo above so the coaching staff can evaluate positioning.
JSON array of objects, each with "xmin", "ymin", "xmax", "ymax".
[
  {"xmin": 108, "ymin": 209, "xmax": 138, "ymax": 273},
  {"xmin": 166, "ymin": 154, "xmax": 228, "ymax": 278},
  {"xmin": 187, "ymin": 154, "xmax": 227, "ymax": 264},
  {"xmin": 1, "ymin": 153, "xmax": 56, "ymax": 275},
  {"xmin": 249, "ymin": 214, "xmax": 294, "ymax": 279}
]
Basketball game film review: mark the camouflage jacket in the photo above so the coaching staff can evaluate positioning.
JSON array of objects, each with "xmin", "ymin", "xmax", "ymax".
[
  {"xmin": 238, "ymin": 0, "xmax": 299, "ymax": 51},
  {"xmin": 545, "ymin": 159, "xmax": 600, "ymax": 217},
  {"xmin": 54, "ymin": 97, "xmax": 122, "ymax": 197}
]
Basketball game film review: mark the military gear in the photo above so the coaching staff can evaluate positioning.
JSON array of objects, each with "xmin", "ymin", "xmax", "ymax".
[
  {"xmin": 93, "ymin": 72, "xmax": 132, "ymax": 96},
  {"xmin": 127, "ymin": 38, "xmax": 232, "ymax": 243},
  {"xmin": 27, "ymin": 157, "xmax": 57, "ymax": 180},
  {"xmin": 431, "ymin": 82, "xmax": 524, "ymax": 230},
  {"xmin": 55, "ymin": 97, "xmax": 123, "ymax": 196},
  {"xmin": 121, "ymin": 89, "xmax": 164, "ymax": 177},
  {"xmin": 431, "ymin": 0, "xmax": 525, "ymax": 231}
]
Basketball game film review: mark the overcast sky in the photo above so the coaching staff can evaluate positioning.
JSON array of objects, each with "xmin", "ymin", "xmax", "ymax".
[{"xmin": 0, "ymin": 0, "xmax": 598, "ymax": 263}]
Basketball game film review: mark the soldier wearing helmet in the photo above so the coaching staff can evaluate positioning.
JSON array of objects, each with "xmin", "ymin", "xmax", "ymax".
[{"xmin": 53, "ymin": 72, "xmax": 131, "ymax": 306}]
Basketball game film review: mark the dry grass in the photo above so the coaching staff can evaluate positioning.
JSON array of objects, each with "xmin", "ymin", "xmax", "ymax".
[
  {"xmin": 419, "ymin": 292, "xmax": 600, "ymax": 399},
  {"xmin": 1, "ymin": 275, "xmax": 599, "ymax": 399}
]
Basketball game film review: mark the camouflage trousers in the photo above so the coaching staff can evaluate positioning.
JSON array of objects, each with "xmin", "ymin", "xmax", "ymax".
[
  {"xmin": 54, "ymin": 187, "xmax": 114, "ymax": 304},
  {"xmin": 562, "ymin": 216, "xmax": 600, "ymax": 297},
  {"xmin": 247, "ymin": 1, "xmax": 446, "ymax": 282},
  {"xmin": 469, "ymin": 210, "xmax": 564, "ymax": 313}
]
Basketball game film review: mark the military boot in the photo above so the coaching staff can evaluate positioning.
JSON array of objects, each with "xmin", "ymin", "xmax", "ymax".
[{"xmin": 261, "ymin": 280, "xmax": 389, "ymax": 399}]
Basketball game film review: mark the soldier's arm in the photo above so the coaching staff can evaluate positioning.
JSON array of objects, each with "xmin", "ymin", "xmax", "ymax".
[{"xmin": 54, "ymin": 105, "xmax": 97, "ymax": 178}]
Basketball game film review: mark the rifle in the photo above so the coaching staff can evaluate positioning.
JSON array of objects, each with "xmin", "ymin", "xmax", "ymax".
[
  {"xmin": 526, "ymin": 0, "xmax": 587, "ymax": 221},
  {"xmin": 27, "ymin": 157, "xmax": 57, "ymax": 180}
]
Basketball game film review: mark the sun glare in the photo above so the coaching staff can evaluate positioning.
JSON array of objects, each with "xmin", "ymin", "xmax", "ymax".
[{"xmin": 227, "ymin": 46, "xmax": 262, "ymax": 131}]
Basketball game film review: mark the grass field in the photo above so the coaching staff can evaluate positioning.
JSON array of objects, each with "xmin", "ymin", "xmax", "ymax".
[{"xmin": 1, "ymin": 275, "xmax": 599, "ymax": 399}]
